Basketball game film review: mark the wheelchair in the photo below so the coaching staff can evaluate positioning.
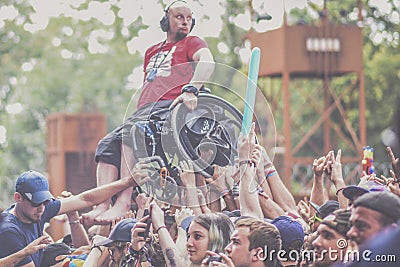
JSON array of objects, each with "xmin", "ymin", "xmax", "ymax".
[{"xmin": 131, "ymin": 92, "xmax": 243, "ymax": 202}]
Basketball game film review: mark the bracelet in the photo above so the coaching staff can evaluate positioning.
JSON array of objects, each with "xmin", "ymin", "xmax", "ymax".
[
  {"xmin": 265, "ymin": 166, "xmax": 277, "ymax": 179},
  {"xmin": 155, "ymin": 225, "xmax": 167, "ymax": 234},
  {"xmin": 258, "ymin": 191, "xmax": 269, "ymax": 200},
  {"xmin": 181, "ymin": 85, "xmax": 199, "ymax": 97},
  {"xmin": 336, "ymin": 187, "xmax": 345, "ymax": 196},
  {"xmin": 91, "ymin": 245, "xmax": 103, "ymax": 253},
  {"xmin": 239, "ymin": 159, "xmax": 254, "ymax": 167},
  {"xmin": 287, "ymin": 212, "xmax": 300, "ymax": 220},
  {"xmin": 220, "ymin": 189, "xmax": 231, "ymax": 197},
  {"xmin": 68, "ymin": 220, "xmax": 80, "ymax": 224}
]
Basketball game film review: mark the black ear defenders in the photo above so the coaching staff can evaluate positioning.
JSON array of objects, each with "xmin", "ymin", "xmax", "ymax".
[{"xmin": 160, "ymin": 0, "xmax": 195, "ymax": 32}]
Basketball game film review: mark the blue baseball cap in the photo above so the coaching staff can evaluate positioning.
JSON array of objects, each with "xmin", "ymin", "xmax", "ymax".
[
  {"xmin": 271, "ymin": 215, "xmax": 304, "ymax": 252},
  {"xmin": 96, "ymin": 218, "xmax": 138, "ymax": 246},
  {"xmin": 180, "ymin": 215, "xmax": 195, "ymax": 232},
  {"xmin": 16, "ymin": 170, "xmax": 54, "ymax": 204}
]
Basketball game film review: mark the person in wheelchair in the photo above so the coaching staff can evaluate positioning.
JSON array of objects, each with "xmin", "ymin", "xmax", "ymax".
[{"xmin": 81, "ymin": 0, "xmax": 215, "ymax": 226}]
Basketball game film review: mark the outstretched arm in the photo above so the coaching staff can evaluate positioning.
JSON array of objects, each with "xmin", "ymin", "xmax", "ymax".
[{"xmin": 59, "ymin": 165, "xmax": 150, "ymax": 215}]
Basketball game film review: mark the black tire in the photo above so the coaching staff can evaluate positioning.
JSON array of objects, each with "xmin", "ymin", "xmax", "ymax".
[{"xmin": 170, "ymin": 93, "xmax": 243, "ymax": 177}]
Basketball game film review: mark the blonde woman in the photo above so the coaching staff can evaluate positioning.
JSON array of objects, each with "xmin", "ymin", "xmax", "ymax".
[{"xmin": 150, "ymin": 202, "xmax": 234, "ymax": 267}]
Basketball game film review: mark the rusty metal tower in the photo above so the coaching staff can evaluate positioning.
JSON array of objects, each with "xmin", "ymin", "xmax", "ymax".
[{"xmin": 247, "ymin": 1, "xmax": 366, "ymax": 189}]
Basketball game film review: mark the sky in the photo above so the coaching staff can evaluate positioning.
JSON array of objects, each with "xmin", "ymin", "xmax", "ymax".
[
  {"xmin": 0, "ymin": 0, "xmax": 392, "ymax": 59},
  {"xmin": 1, "ymin": 0, "xmax": 322, "ymax": 57}
]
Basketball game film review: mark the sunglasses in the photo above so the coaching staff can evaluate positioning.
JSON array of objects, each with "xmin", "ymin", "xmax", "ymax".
[
  {"xmin": 21, "ymin": 193, "xmax": 50, "ymax": 207},
  {"xmin": 313, "ymin": 214, "xmax": 323, "ymax": 223}
]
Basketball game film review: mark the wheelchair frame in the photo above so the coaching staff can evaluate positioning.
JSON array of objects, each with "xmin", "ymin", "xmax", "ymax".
[{"xmin": 131, "ymin": 93, "xmax": 243, "ymax": 202}]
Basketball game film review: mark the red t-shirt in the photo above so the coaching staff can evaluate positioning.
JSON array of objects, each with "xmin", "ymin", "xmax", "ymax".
[{"xmin": 137, "ymin": 36, "xmax": 208, "ymax": 109}]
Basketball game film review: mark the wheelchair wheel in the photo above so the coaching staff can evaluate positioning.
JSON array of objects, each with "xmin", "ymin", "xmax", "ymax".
[
  {"xmin": 169, "ymin": 93, "xmax": 243, "ymax": 177},
  {"xmin": 147, "ymin": 176, "xmax": 177, "ymax": 202}
]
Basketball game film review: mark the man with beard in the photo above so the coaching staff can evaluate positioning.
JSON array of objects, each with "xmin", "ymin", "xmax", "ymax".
[
  {"xmin": 346, "ymin": 191, "xmax": 400, "ymax": 247},
  {"xmin": 0, "ymin": 169, "xmax": 149, "ymax": 266},
  {"xmin": 83, "ymin": 0, "xmax": 215, "ymax": 226},
  {"xmin": 311, "ymin": 209, "xmax": 351, "ymax": 267}
]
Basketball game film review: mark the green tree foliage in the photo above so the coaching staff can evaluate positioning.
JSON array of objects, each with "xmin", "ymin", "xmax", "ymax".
[{"xmin": 0, "ymin": 0, "xmax": 146, "ymax": 205}]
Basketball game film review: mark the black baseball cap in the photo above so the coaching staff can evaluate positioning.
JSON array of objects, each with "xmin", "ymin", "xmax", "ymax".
[
  {"xmin": 40, "ymin": 243, "xmax": 72, "ymax": 267},
  {"xmin": 353, "ymin": 191, "xmax": 400, "ymax": 222},
  {"xmin": 310, "ymin": 200, "xmax": 339, "ymax": 219}
]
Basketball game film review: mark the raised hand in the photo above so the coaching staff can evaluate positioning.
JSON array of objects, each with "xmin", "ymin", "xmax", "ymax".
[
  {"xmin": 237, "ymin": 123, "xmax": 256, "ymax": 161},
  {"xmin": 131, "ymin": 215, "xmax": 150, "ymax": 251},
  {"xmin": 130, "ymin": 162, "xmax": 152, "ymax": 186},
  {"xmin": 297, "ymin": 197, "xmax": 311, "ymax": 222},
  {"xmin": 313, "ymin": 156, "xmax": 328, "ymax": 177},
  {"xmin": 388, "ymin": 181, "xmax": 400, "ymax": 197},
  {"xmin": 205, "ymin": 165, "xmax": 228, "ymax": 192},
  {"xmin": 330, "ymin": 149, "xmax": 343, "ymax": 185},
  {"xmin": 175, "ymin": 207, "xmax": 194, "ymax": 227},
  {"xmin": 135, "ymin": 193, "xmax": 150, "ymax": 211},
  {"xmin": 179, "ymin": 160, "xmax": 196, "ymax": 187},
  {"xmin": 386, "ymin": 146, "xmax": 400, "ymax": 180}
]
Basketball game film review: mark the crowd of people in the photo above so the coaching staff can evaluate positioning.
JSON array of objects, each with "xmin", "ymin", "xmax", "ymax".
[
  {"xmin": 1, "ymin": 1, "xmax": 400, "ymax": 267},
  {"xmin": 2, "ymin": 125, "xmax": 400, "ymax": 267}
]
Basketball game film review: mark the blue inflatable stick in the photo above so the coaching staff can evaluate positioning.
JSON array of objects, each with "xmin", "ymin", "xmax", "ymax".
[{"xmin": 241, "ymin": 47, "xmax": 260, "ymax": 135}]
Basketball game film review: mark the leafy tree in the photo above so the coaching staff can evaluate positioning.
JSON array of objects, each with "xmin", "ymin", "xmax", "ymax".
[{"xmin": 0, "ymin": 0, "xmax": 146, "ymax": 206}]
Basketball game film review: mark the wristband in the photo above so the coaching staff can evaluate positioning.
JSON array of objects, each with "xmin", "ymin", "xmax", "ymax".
[
  {"xmin": 181, "ymin": 85, "xmax": 199, "ymax": 97},
  {"xmin": 155, "ymin": 225, "xmax": 167, "ymax": 234},
  {"xmin": 287, "ymin": 212, "xmax": 300, "ymax": 220},
  {"xmin": 239, "ymin": 159, "xmax": 254, "ymax": 167},
  {"xmin": 336, "ymin": 187, "xmax": 345, "ymax": 196},
  {"xmin": 68, "ymin": 220, "xmax": 80, "ymax": 224},
  {"xmin": 91, "ymin": 245, "xmax": 103, "ymax": 253},
  {"xmin": 265, "ymin": 166, "xmax": 277, "ymax": 179},
  {"xmin": 220, "ymin": 189, "xmax": 230, "ymax": 197}
]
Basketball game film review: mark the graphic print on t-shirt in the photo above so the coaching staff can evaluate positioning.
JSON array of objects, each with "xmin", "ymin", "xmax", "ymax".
[{"xmin": 145, "ymin": 46, "xmax": 176, "ymax": 80}]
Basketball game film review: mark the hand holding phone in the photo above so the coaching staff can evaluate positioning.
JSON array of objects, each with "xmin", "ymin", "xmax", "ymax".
[
  {"xmin": 138, "ymin": 208, "xmax": 152, "ymax": 238},
  {"xmin": 208, "ymin": 255, "xmax": 222, "ymax": 266}
]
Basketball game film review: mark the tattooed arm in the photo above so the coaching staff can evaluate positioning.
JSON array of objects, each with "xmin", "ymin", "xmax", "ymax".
[
  {"xmin": 150, "ymin": 202, "xmax": 187, "ymax": 267},
  {"xmin": 165, "ymin": 248, "xmax": 177, "ymax": 267}
]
